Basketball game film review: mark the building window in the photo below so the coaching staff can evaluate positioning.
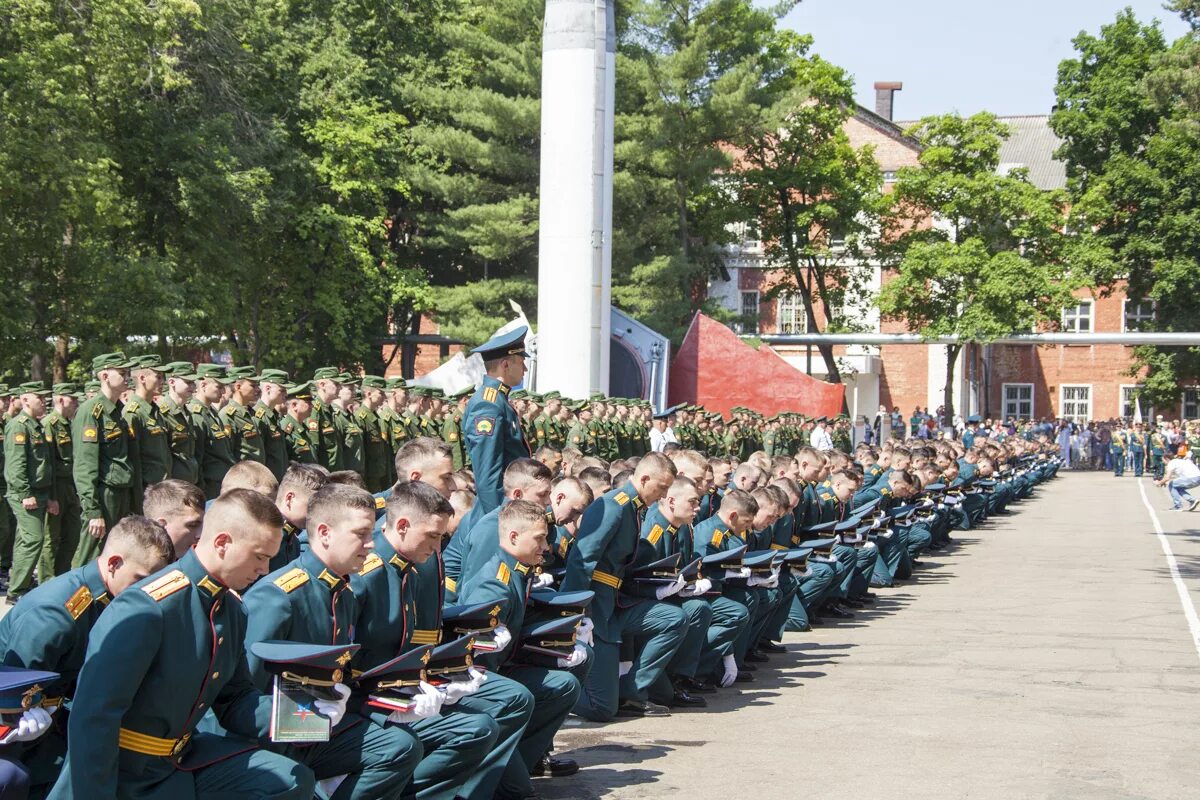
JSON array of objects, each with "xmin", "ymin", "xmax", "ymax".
[
  {"xmin": 737, "ymin": 291, "xmax": 760, "ymax": 334},
  {"xmin": 776, "ymin": 292, "xmax": 806, "ymax": 334},
  {"xmin": 1061, "ymin": 300, "xmax": 1093, "ymax": 333},
  {"xmin": 1120, "ymin": 384, "xmax": 1153, "ymax": 421},
  {"xmin": 1183, "ymin": 388, "xmax": 1199, "ymax": 419},
  {"xmin": 1002, "ymin": 383, "xmax": 1033, "ymax": 420},
  {"xmin": 883, "ymin": 170, "xmax": 897, "ymax": 183},
  {"xmin": 1123, "ymin": 298, "xmax": 1155, "ymax": 332},
  {"xmin": 1060, "ymin": 384, "xmax": 1092, "ymax": 422}
]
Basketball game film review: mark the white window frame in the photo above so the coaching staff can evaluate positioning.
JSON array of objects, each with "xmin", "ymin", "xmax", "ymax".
[
  {"xmin": 1061, "ymin": 299, "xmax": 1094, "ymax": 333},
  {"xmin": 1122, "ymin": 298, "xmax": 1155, "ymax": 332},
  {"xmin": 1002, "ymin": 383, "xmax": 1034, "ymax": 420},
  {"xmin": 1120, "ymin": 384, "xmax": 1154, "ymax": 421},
  {"xmin": 776, "ymin": 292, "xmax": 807, "ymax": 335},
  {"xmin": 737, "ymin": 291, "xmax": 760, "ymax": 335},
  {"xmin": 1059, "ymin": 384, "xmax": 1092, "ymax": 422},
  {"xmin": 1183, "ymin": 387, "xmax": 1200, "ymax": 420}
]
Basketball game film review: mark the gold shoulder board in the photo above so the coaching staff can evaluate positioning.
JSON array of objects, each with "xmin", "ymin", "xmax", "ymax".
[
  {"xmin": 273, "ymin": 568, "xmax": 309, "ymax": 593},
  {"xmin": 358, "ymin": 553, "xmax": 384, "ymax": 576},
  {"xmin": 142, "ymin": 570, "xmax": 189, "ymax": 602},
  {"xmin": 65, "ymin": 586, "xmax": 93, "ymax": 620}
]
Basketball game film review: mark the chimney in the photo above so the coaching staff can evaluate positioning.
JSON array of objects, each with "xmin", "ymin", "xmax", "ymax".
[{"xmin": 874, "ymin": 81, "xmax": 903, "ymax": 121}]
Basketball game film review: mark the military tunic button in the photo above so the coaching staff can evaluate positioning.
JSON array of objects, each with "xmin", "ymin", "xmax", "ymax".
[
  {"xmin": 212, "ymin": 671, "xmax": 220, "ymax": 679},
  {"xmin": 218, "ymin": 636, "xmax": 224, "ymax": 645}
]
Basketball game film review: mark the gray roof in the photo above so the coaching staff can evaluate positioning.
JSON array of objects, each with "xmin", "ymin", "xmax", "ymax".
[{"xmin": 995, "ymin": 116, "xmax": 1066, "ymax": 190}]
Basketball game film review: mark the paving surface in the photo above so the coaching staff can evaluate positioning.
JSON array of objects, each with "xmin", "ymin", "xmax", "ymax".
[{"xmin": 541, "ymin": 472, "xmax": 1200, "ymax": 800}]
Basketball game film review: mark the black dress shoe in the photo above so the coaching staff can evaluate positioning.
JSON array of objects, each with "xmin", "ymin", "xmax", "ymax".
[
  {"xmin": 758, "ymin": 641, "xmax": 787, "ymax": 654},
  {"xmin": 669, "ymin": 688, "xmax": 707, "ymax": 708},
  {"xmin": 740, "ymin": 661, "xmax": 757, "ymax": 672},
  {"xmin": 842, "ymin": 599, "xmax": 865, "ymax": 609},
  {"xmin": 860, "ymin": 591, "xmax": 878, "ymax": 601},
  {"xmin": 744, "ymin": 650, "xmax": 769, "ymax": 663},
  {"xmin": 825, "ymin": 605, "xmax": 854, "ymax": 619},
  {"xmin": 530, "ymin": 755, "xmax": 579, "ymax": 778},
  {"xmin": 615, "ymin": 699, "xmax": 670, "ymax": 717},
  {"xmin": 734, "ymin": 671, "xmax": 755, "ymax": 683},
  {"xmin": 677, "ymin": 676, "xmax": 716, "ymax": 694}
]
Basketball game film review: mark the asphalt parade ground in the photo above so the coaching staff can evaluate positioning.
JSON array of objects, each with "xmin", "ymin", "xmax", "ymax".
[{"xmin": 543, "ymin": 471, "xmax": 1200, "ymax": 800}]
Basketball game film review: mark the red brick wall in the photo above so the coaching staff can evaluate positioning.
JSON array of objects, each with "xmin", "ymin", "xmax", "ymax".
[{"xmin": 380, "ymin": 314, "xmax": 465, "ymax": 380}]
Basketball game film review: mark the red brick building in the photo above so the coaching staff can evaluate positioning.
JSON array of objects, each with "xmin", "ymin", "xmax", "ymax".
[{"xmin": 710, "ymin": 83, "xmax": 1185, "ymax": 423}]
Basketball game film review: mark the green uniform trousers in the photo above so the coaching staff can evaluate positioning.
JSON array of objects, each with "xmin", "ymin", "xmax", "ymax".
[
  {"xmin": 71, "ymin": 485, "xmax": 133, "ymax": 568},
  {"xmin": 0, "ymin": 503, "xmax": 14, "ymax": 570},
  {"xmin": 401, "ymin": 711, "xmax": 499, "ymax": 800},
  {"xmin": 574, "ymin": 601, "xmax": 686, "ymax": 721},
  {"xmin": 695, "ymin": 595, "xmax": 751, "ymax": 679},
  {"xmin": 647, "ymin": 597, "xmax": 713, "ymax": 703},
  {"xmin": 275, "ymin": 714, "xmax": 421, "ymax": 800},
  {"xmin": 6, "ymin": 494, "xmax": 51, "ymax": 599},
  {"xmin": 47, "ymin": 484, "xmax": 81, "ymax": 577},
  {"xmin": 451, "ymin": 675, "xmax": 534, "ymax": 800},
  {"xmin": 498, "ymin": 665, "xmax": 580, "ymax": 798}
]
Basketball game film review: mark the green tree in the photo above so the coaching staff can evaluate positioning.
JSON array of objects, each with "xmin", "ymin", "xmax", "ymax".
[
  {"xmin": 1051, "ymin": 7, "xmax": 1200, "ymax": 407},
  {"xmin": 733, "ymin": 42, "xmax": 883, "ymax": 384},
  {"xmin": 878, "ymin": 113, "xmax": 1075, "ymax": 425}
]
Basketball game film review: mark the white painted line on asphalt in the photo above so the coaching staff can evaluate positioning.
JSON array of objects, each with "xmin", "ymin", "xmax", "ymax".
[{"xmin": 1137, "ymin": 477, "xmax": 1200, "ymax": 664}]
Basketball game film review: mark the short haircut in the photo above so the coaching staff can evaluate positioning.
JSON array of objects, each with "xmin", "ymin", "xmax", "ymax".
[
  {"xmin": 307, "ymin": 483, "xmax": 376, "ymax": 531},
  {"xmin": 552, "ymin": 476, "xmax": 594, "ymax": 506},
  {"xmin": 326, "ymin": 470, "xmax": 367, "ymax": 489},
  {"xmin": 719, "ymin": 488, "xmax": 758, "ymax": 520},
  {"xmin": 277, "ymin": 463, "xmax": 328, "ymax": 500},
  {"xmin": 102, "ymin": 515, "xmax": 174, "ymax": 569},
  {"xmin": 751, "ymin": 487, "xmax": 779, "ymax": 513},
  {"xmin": 220, "ymin": 460, "xmax": 279, "ymax": 496},
  {"xmin": 733, "ymin": 462, "xmax": 763, "ymax": 485},
  {"xmin": 611, "ymin": 468, "xmax": 634, "ymax": 487},
  {"xmin": 635, "ymin": 451, "xmax": 677, "ymax": 480},
  {"xmin": 670, "ymin": 450, "xmax": 707, "ymax": 475},
  {"xmin": 450, "ymin": 489, "xmax": 476, "ymax": 517},
  {"xmin": 205, "ymin": 488, "xmax": 285, "ymax": 535},
  {"xmin": 534, "ymin": 446, "xmax": 562, "ymax": 461},
  {"xmin": 143, "ymin": 480, "xmax": 204, "ymax": 521},
  {"xmin": 668, "ymin": 475, "xmax": 698, "ymax": 494},
  {"xmin": 387, "ymin": 480, "xmax": 454, "ymax": 529},
  {"xmin": 663, "ymin": 442, "xmax": 681, "ymax": 455},
  {"xmin": 578, "ymin": 466, "xmax": 612, "ymax": 495},
  {"xmin": 770, "ymin": 476, "xmax": 802, "ymax": 502},
  {"xmin": 394, "ymin": 437, "xmax": 453, "ymax": 480},
  {"xmin": 499, "ymin": 499, "xmax": 548, "ymax": 533},
  {"xmin": 795, "ymin": 446, "xmax": 821, "ymax": 464},
  {"xmin": 770, "ymin": 455, "xmax": 797, "ymax": 475},
  {"xmin": 502, "ymin": 458, "xmax": 553, "ymax": 493},
  {"xmin": 762, "ymin": 484, "xmax": 789, "ymax": 509}
]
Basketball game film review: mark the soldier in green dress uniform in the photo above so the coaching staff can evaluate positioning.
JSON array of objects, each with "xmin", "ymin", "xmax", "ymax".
[
  {"xmin": 355, "ymin": 376, "xmax": 390, "ymax": 492},
  {"xmin": 280, "ymin": 383, "xmax": 317, "ymax": 464},
  {"xmin": 1110, "ymin": 425, "xmax": 1127, "ymax": 477},
  {"xmin": 1150, "ymin": 428, "xmax": 1168, "ymax": 481},
  {"xmin": 4, "ymin": 382, "xmax": 58, "ymax": 601},
  {"xmin": 255, "ymin": 369, "xmax": 290, "ymax": 481},
  {"xmin": 442, "ymin": 387, "xmax": 471, "ymax": 471},
  {"xmin": 190, "ymin": 364, "xmax": 237, "ymax": 499},
  {"xmin": 221, "ymin": 367, "xmax": 265, "ymax": 468},
  {"xmin": 310, "ymin": 367, "xmax": 345, "ymax": 471},
  {"xmin": 1129, "ymin": 422, "xmax": 1147, "ymax": 477},
  {"xmin": 43, "ymin": 384, "xmax": 82, "ymax": 577},
  {"xmin": 71, "ymin": 352, "xmax": 138, "ymax": 568},
  {"xmin": 157, "ymin": 362, "xmax": 201, "ymax": 485},
  {"xmin": 124, "ymin": 356, "xmax": 173, "ymax": 512},
  {"xmin": 335, "ymin": 377, "xmax": 365, "ymax": 475}
]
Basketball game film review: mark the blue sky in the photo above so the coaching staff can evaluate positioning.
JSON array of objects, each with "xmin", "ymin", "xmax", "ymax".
[{"xmin": 782, "ymin": 0, "xmax": 1190, "ymax": 119}]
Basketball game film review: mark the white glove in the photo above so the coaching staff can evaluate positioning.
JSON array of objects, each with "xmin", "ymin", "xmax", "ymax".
[
  {"xmin": 719, "ymin": 654, "xmax": 738, "ymax": 688},
  {"xmin": 491, "ymin": 624, "xmax": 513, "ymax": 653},
  {"xmin": 618, "ymin": 660, "xmax": 633, "ymax": 677},
  {"xmin": 576, "ymin": 617, "xmax": 594, "ymax": 647},
  {"xmin": 556, "ymin": 643, "xmax": 588, "ymax": 669},
  {"xmin": 313, "ymin": 683, "xmax": 350, "ymax": 728},
  {"xmin": 747, "ymin": 575, "xmax": 767, "ymax": 587},
  {"xmin": 387, "ymin": 681, "xmax": 445, "ymax": 723},
  {"xmin": 654, "ymin": 574, "xmax": 686, "ymax": 600},
  {"xmin": 533, "ymin": 571, "xmax": 556, "ymax": 589},
  {"xmin": 441, "ymin": 666, "xmax": 487, "ymax": 705},
  {"xmin": 678, "ymin": 577, "xmax": 712, "ymax": 597},
  {"xmin": 724, "ymin": 567, "xmax": 751, "ymax": 580},
  {"xmin": 0, "ymin": 707, "xmax": 53, "ymax": 744}
]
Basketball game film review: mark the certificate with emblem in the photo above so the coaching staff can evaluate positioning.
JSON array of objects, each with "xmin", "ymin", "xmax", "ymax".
[{"xmin": 269, "ymin": 677, "xmax": 331, "ymax": 742}]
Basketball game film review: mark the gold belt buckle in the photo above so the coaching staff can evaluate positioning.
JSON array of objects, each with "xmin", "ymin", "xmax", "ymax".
[{"xmin": 171, "ymin": 732, "xmax": 191, "ymax": 757}]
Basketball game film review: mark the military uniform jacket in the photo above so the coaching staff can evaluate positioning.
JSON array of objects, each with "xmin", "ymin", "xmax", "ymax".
[
  {"xmin": 4, "ymin": 412, "xmax": 53, "ymax": 500},
  {"xmin": 1130, "ymin": 432, "xmax": 1147, "ymax": 451},
  {"xmin": 335, "ymin": 405, "xmax": 364, "ymax": 474},
  {"xmin": 543, "ymin": 509, "xmax": 575, "ymax": 577},
  {"xmin": 126, "ymin": 396, "xmax": 172, "ymax": 487},
  {"xmin": 463, "ymin": 377, "xmax": 529, "ymax": 513},
  {"xmin": 253, "ymin": 402, "xmax": 288, "ymax": 480},
  {"xmin": 157, "ymin": 396, "xmax": 200, "ymax": 485},
  {"xmin": 1110, "ymin": 431, "xmax": 1127, "ymax": 451},
  {"xmin": 355, "ymin": 406, "xmax": 388, "ymax": 485},
  {"xmin": 43, "ymin": 411, "xmax": 75, "ymax": 488},
  {"xmin": 442, "ymin": 502, "xmax": 505, "ymax": 599},
  {"xmin": 566, "ymin": 422, "xmax": 589, "ymax": 453},
  {"xmin": 351, "ymin": 537, "xmax": 446, "ymax": 671},
  {"xmin": 624, "ymin": 504, "xmax": 690, "ymax": 603},
  {"xmin": 281, "ymin": 414, "xmax": 317, "ymax": 464},
  {"xmin": 560, "ymin": 482, "xmax": 645, "ymax": 644},
  {"xmin": 442, "ymin": 412, "xmax": 465, "ymax": 471},
  {"xmin": 694, "ymin": 515, "xmax": 739, "ymax": 592},
  {"xmin": 458, "ymin": 549, "xmax": 533, "ymax": 670},
  {"xmin": 221, "ymin": 399, "xmax": 265, "ymax": 466},
  {"xmin": 309, "ymin": 401, "xmax": 342, "ymax": 471},
  {"xmin": 72, "ymin": 395, "xmax": 135, "ymax": 520},
  {"xmin": 60, "ymin": 550, "xmax": 270, "ymax": 797},
  {"xmin": 0, "ymin": 560, "xmax": 111, "ymax": 706},
  {"xmin": 189, "ymin": 400, "xmax": 236, "ymax": 486},
  {"xmin": 242, "ymin": 550, "xmax": 356, "ymax": 694}
]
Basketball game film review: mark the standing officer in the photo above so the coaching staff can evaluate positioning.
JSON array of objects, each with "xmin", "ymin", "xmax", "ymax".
[
  {"xmin": 1150, "ymin": 426, "xmax": 1168, "ymax": 481},
  {"xmin": 1110, "ymin": 424, "xmax": 1128, "ymax": 477},
  {"xmin": 281, "ymin": 383, "xmax": 318, "ymax": 464},
  {"xmin": 337, "ymin": 377, "xmax": 366, "ymax": 475},
  {"xmin": 255, "ymin": 369, "xmax": 290, "ymax": 481},
  {"xmin": 1129, "ymin": 421, "xmax": 1148, "ymax": 478},
  {"xmin": 442, "ymin": 388, "xmax": 471, "ymax": 471},
  {"xmin": 0, "ymin": 385, "xmax": 12, "ymax": 586},
  {"xmin": 72, "ymin": 352, "xmax": 137, "ymax": 567},
  {"xmin": 309, "ymin": 367, "xmax": 344, "ymax": 470},
  {"xmin": 157, "ymin": 362, "xmax": 201, "ymax": 485},
  {"xmin": 44, "ymin": 384, "xmax": 81, "ymax": 576},
  {"xmin": 190, "ymin": 364, "xmax": 237, "ymax": 498},
  {"xmin": 123, "ymin": 355, "xmax": 173, "ymax": 512},
  {"xmin": 356, "ymin": 376, "xmax": 390, "ymax": 492},
  {"xmin": 4, "ymin": 382, "xmax": 58, "ymax": 602},
  {"xmin": 222, "ymin": 367, "xmax": 265, "ymax": 467},
  {"xmin": 463, "ymin": 327, "xmax": 531, "ymax": 513}
]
